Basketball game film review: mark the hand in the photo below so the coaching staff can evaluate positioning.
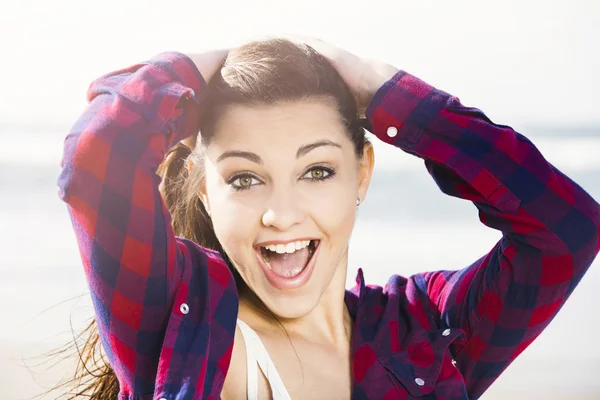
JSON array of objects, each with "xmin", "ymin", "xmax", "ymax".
[
  {"xmin": 285, "ymin": 35, "xmax": 398, "ymax": 118},
  {"xmin": 181, "ymin": 49, "xmax": 229, "ymax": 149}
]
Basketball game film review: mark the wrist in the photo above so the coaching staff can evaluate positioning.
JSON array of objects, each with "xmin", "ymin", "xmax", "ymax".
[
  {"xmin": 364, "ymin": 59, "xmax": 399, "ymax": 96},
  {"xmin": 356, "ymin": 59, "xmax": 398, "ymax": 117},
  {"xmin": 185, "ymin": 50, "xmax": 228, "ymax": 83}
]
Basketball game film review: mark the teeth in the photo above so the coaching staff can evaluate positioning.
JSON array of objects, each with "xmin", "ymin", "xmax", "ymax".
[{"xmin": 263, "ymin": 240, "xmax": 311, "ymax": 254}]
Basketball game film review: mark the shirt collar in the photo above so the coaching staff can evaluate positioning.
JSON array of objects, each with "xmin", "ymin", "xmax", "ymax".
[{"xmin": 344, "ymin": 268, "xmax": 366, "ymax": 319}]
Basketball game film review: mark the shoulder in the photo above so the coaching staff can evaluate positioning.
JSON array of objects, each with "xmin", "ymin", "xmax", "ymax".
[
  {"xmin": 222, "ymin": 324, "xmax": 247, "ymax": 400},
  {"xmin": 223, "ymin": 323, "xmax": 274, "ymax": 400},
  {"xmin": 175, "ymin": 238, "xmax": 238, "ymax": 323},
  {"xmin": 347, "ymin": 269, "xmax": 434, "ymax": 306},
  {"xmin": 348, "ymin": 270, "xmax": 445, "ymax": 331},
  {"xmin": 177, "ymin": 238, "xmax": 234, "ymax": 285}
]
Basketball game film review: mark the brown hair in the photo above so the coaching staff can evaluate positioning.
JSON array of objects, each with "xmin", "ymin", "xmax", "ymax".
[{"xmin": 49, "ymin": 38, "xmax": 365, "ymax": 399}]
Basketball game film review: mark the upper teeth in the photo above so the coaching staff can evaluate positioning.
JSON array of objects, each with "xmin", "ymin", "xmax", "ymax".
[{"xmin": 263, "ymin": 240, "xmax": 311, "ymax": 254}]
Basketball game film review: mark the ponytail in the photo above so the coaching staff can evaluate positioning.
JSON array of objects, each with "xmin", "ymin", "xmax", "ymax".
[
  {"xmin": 157, "ymin": 143, "xmax": 223, "ymax": 253},
  {"xmin": 42, "ymin": 320, "xmax": 119, "ymax": 399}
]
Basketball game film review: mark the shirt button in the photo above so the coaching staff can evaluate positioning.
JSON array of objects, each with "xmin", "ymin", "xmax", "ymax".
[
  {"xmin": 442, "ymin": 328, "xmax": 451, "ymax": 337},
  {"xmin": 387, "ymin": 126, "xmax": 398, "ymax": 138},
  {"xmin": 180, "ymin": 303, "xmax": 189, "ymax": 314},
  {"xmin": 415, "ymin": 377, "xmax": 425, "ymax": 386}
]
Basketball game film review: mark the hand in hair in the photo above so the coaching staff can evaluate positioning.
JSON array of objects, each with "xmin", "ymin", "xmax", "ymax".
[
  {"xmin": 181, "ymin": 49, "xmax": 229, "ymax": 149},
  {"xmin": 285, "ymin": 35, "xmax": 398, "ymax": 118}
]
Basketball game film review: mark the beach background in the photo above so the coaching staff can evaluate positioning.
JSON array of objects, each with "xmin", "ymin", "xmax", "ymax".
[{"xmin": 1, "ymin": 1, "xmax": 599, "ymax": 399}]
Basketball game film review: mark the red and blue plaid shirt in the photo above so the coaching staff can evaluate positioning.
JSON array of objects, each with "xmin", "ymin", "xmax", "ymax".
[{"xmin": 58, "ymin": 52, "xmax": 600, "ymax": 400}]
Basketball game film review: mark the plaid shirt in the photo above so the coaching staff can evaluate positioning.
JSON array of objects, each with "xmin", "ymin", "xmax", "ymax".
[{"xmin": 58, "ymin": 52, "xmax": 600, "ymax": 400}]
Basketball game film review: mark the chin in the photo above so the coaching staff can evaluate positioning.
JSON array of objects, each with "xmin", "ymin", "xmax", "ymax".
[{"xmin": 261, "ymin": 293, "xmax": 321, "ymax": 320}]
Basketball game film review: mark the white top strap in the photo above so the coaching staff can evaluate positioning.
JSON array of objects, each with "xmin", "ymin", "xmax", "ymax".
[
  {"xmin": 237, "ymin": 319, "xmax": 292, "ymax": 400},
  {"xmin": 239, "ymin": 320, "xmax": 259, "ymax": 400}
]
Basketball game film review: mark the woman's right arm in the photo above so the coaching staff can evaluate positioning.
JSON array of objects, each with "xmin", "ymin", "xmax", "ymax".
[{"xmin": 57, "ymin": 52, "xmax": 233, "ymax": 395}]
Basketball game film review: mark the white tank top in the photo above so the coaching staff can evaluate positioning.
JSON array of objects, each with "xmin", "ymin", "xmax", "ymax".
[{"xmin": 237, "ymin": 319, "xmax": 292, "ymax": 400}]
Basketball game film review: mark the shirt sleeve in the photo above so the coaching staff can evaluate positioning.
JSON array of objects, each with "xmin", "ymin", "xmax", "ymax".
[
  {"xmin": 365, "ymin": 71, "xmax": 600, "ymax": 397},
  {"xmin": 57, "ymin": 52, "xmax": 234, "ymax": 396}
]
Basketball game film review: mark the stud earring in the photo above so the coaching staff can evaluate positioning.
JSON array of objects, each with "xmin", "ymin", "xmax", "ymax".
[{"xmin": 356, "ymin": 198, "xmax": 361, "ymax": 207}]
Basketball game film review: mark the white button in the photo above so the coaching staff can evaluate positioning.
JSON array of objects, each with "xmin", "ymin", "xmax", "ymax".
[
  {"xmin": 180, "ymin": 303, "xmax": 189, "ymax": 314},
  {"xmin": 415, "ymin": 377, "xmax": 425, "ymax": 386},
  {"xmin": 442, "ymin": 328, "xmax": 451, "ymax": 337},
  {"xmin": 452, "ymin": 359, "xmax": 457, "ymax": 367},
  {"xmin": 387, "ymin": 126, "xmax": 398, "ymax": 137}
]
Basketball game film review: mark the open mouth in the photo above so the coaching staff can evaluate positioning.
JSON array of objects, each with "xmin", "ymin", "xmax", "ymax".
[{"xmin": 257, "ymin": 239, "xmax": 319, "ymax": 281}]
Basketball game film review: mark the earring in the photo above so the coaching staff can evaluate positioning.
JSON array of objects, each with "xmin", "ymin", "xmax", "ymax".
[{"xmin": 356, "ymin": 198, "xmax": 361, "ymax": 207}]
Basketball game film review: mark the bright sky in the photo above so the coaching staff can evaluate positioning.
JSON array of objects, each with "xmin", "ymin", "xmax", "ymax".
[{"xmin": 0, "ymin": 0, "xmax": 598, "ymax": 126}]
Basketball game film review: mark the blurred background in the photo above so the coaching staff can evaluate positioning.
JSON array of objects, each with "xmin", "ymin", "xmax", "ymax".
[{"xmin": 0, "ymin": 0, "xmax": 598, "ymax": 398}]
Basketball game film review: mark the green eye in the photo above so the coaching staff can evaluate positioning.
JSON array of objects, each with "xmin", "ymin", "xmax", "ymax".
[
  {"xmin": 239, "ymin": 176, "xmax": 253, "ymax": 187},
  {"xmin": 310, "ymin": 169, "xmax": 324, "ymax": 179},
  {"xmin": 303, "ymin": 167, "xmax": 334, "ymax": 181},
  {"xmin": 229, "ymin": 174, "xmax": 261, "ymax": 191}
]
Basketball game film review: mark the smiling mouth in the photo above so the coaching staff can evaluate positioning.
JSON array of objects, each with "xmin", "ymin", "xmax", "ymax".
[{"xmin": 259, "ymin": 240, "xmax": 319, "ymax": 279}]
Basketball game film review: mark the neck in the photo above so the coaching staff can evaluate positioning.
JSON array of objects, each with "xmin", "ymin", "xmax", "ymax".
[{"xmin": 238, "ymin": 252, "xmax": 352, "ymax": 351}]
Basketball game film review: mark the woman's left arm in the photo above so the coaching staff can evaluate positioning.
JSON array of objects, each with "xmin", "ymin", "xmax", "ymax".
[
  {"xmin": 365, "ymin": 70, "xmax": 600, "ymax": 396},
  {"xmin": 301, "ymin": 37, "xmax": 600, "ymax": 394}
]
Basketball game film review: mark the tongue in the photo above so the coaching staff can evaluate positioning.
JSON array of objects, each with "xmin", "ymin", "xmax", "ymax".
[{"xmin": 268, "ymin": 247, "xmax": 310, "ymax": 278}]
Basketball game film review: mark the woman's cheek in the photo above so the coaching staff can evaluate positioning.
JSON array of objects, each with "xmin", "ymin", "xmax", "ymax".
[
  {"xmin": 210, "ymin": 189, "xmax": 259, "ymax": 250},
  {"xmin": 307, "ymin": 182, "xmax": 357, "ymax": 234}
]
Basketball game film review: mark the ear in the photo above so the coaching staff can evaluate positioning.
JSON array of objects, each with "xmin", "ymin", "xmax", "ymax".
[
  {"xmin": 357, "ymin": 141, "xmax": 375, "ymax": 203},
  {"xmin": 198, "ymin": 181, "xmax": 211, "ymax": 216}
]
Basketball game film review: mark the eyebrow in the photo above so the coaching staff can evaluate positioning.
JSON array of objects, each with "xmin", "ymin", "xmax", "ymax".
[
  {"xmin": 216, "ymin": 139, "xmax": 342, "ymax": 164},
  {"xmin": 217, "ymin": 151, "xmax": 263, "ymax": 164},
  {"xmin": 296, "ymin": 140, "xmax": 342, "ymax": 158}
]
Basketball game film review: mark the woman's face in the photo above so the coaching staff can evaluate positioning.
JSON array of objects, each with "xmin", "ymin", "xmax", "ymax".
[{"xmin": 200, "ymin": 98, "xmax": 374, "ymax": 318}]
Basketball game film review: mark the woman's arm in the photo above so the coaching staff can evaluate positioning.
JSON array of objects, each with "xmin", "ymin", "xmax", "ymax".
[
  {"xmin": 365, "ymin": 70, "xmax": 600, "ymax": 397},
  {"xmin": 297, "ymin": 37, "xmax": 599, "ymax": 395},
  {"xmin": 57, "ymin": 52, "xmax": 235, "ymax": 396}
]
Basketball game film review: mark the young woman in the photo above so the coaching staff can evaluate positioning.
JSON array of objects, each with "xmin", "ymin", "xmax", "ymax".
[{"xmin": 57, "ymin": 38, "xmax": 600, "ymax": 399}]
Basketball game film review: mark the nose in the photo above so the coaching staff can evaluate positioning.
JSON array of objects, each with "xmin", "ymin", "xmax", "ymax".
[{"xmin": 261, "ymin": 187, "xmax": 305, "ymax": 231}]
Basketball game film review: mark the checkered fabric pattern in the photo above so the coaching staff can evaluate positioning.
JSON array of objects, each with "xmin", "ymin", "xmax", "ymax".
[{"xmin": 58, "ymin": 53, "xmax": 600, "ymax": 400}]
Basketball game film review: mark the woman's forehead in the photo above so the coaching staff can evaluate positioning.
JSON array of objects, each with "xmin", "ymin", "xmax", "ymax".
[{"xmin": 209, "ymin": 100, "xmax": 350, "ymax": 149}]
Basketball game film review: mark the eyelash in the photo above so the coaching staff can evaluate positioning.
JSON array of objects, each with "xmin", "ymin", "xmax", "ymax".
[
  {"xmin": 227, "ymin": 165, "xmax": 336, "ymax": 192},
  {"xmin": 303, "ymin": 165, "xmax": 336, "ymax": 182}
]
